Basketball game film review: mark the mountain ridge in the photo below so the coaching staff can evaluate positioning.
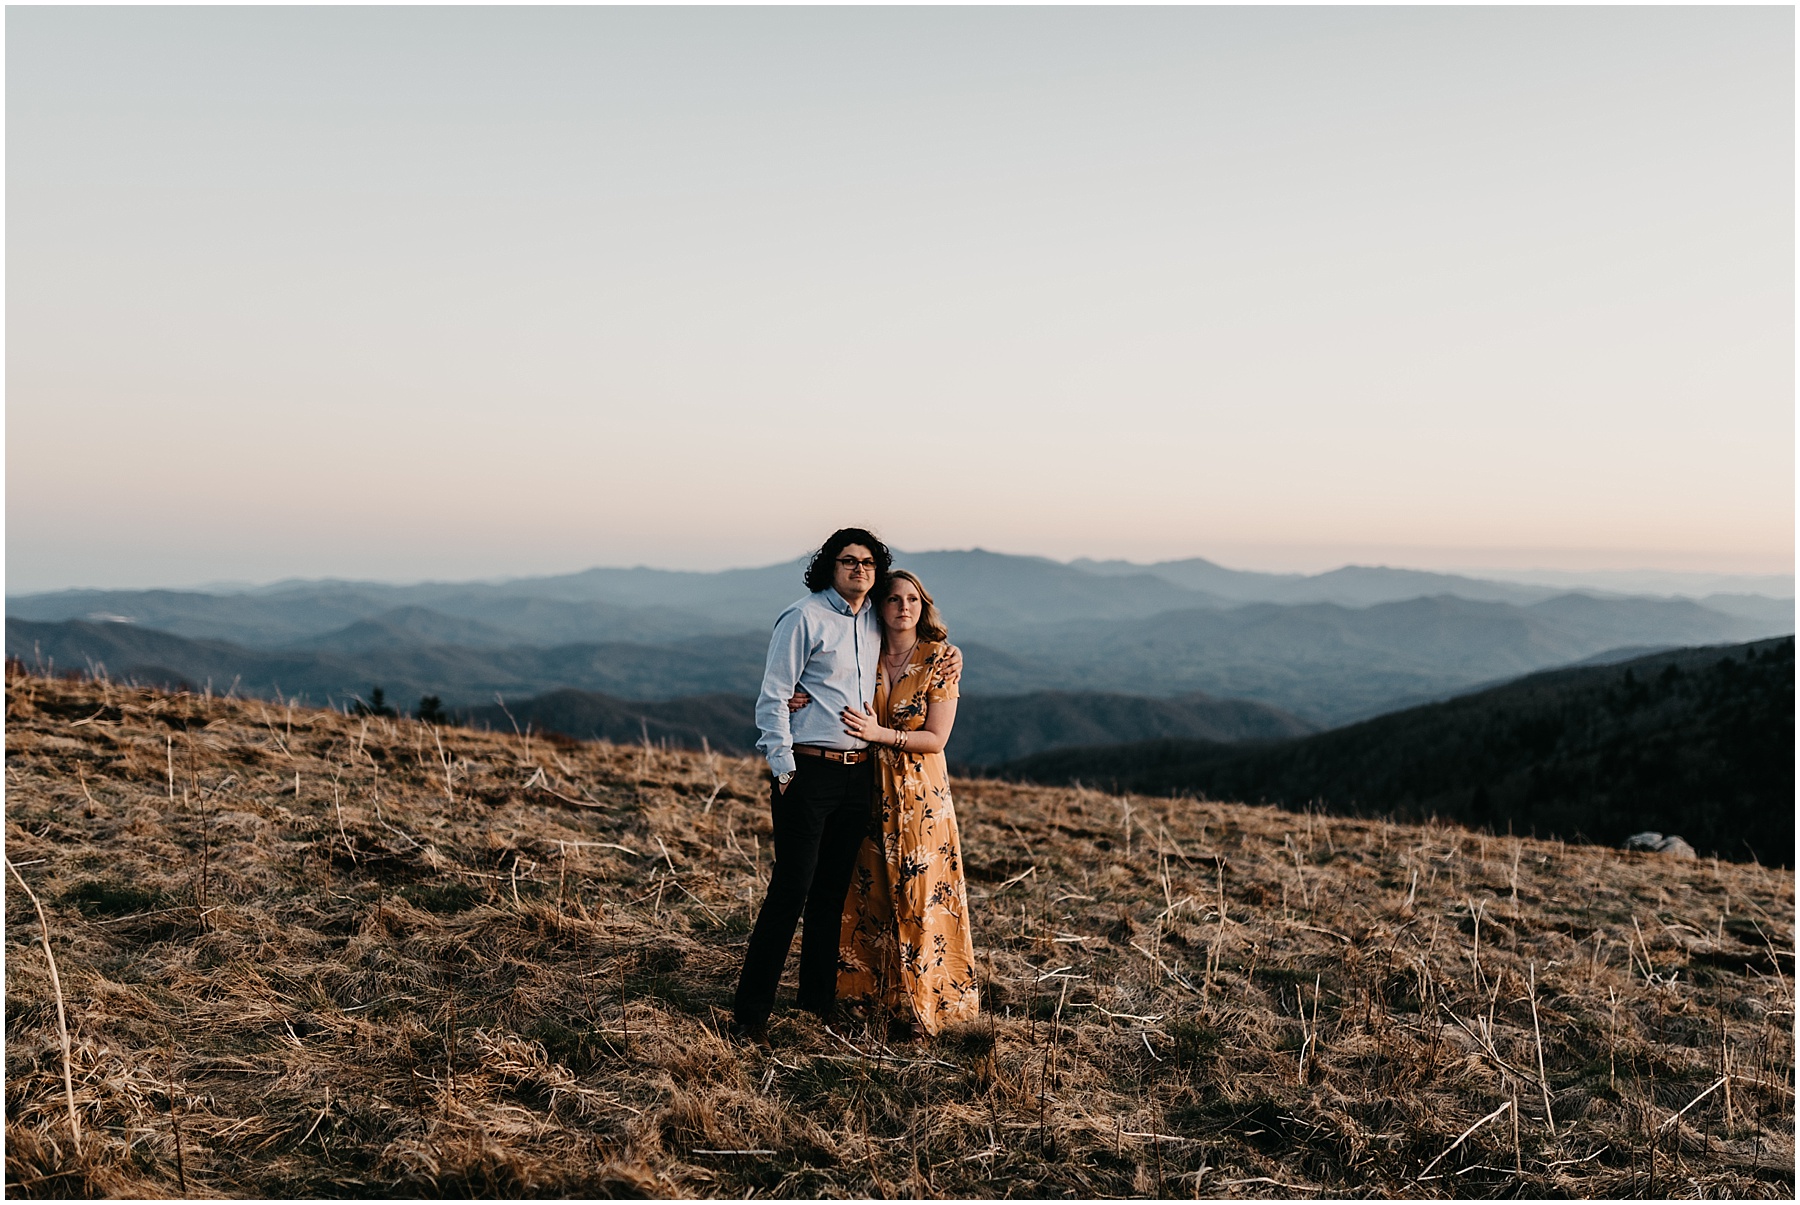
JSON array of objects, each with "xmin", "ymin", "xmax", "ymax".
[
  {"xmin": 16, "ymin": 547, "xmax": 1790, "ymax": 642},
  {"xmin": 9, "ymin": 548, "xmax": 1788, "ymax": 727},
  {"xmin": 972, "ymin": 592, "xmax": 1779, "ymax": 722},
  {"xmin": 9, "ymin": 579, "xmax": 1785, "ymax": 727}
]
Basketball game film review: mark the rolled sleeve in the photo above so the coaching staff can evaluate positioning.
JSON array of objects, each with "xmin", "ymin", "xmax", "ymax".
[{"xmin": 766, "ymin": 748, "xmax": 796, "ymax": 778}]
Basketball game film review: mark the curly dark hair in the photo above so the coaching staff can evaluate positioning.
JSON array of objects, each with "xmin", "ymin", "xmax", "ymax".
[{"xmin": 803, "ymin": 527, "xmax": 893, "ymax": 594}]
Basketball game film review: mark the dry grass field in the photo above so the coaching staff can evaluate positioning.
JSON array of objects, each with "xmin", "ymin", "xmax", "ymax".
[{"xmin": 5, "ymin": 666, "xmax": 1793, "ymax": 1198}]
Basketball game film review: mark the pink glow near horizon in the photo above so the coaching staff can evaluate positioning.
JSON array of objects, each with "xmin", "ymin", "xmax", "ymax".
[{"xmin": 6, "ymin": 9, "xmax": 1792, "ymax": 594}]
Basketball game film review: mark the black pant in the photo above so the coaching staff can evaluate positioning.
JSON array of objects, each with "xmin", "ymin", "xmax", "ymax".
[{"xmin": 733, "ymin": 756, "xmax": 872, "ymax": 1029}]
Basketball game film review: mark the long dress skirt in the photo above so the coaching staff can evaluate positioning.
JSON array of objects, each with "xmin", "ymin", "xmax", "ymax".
[{"xmin": 836, "ymin": 640, "xmax": 980, "ymax": 1034}]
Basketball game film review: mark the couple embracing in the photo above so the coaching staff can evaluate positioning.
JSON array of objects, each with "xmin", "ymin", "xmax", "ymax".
[{"xmin": 731, "ymin": 527, "xmax": 979, "ymax": 1047}]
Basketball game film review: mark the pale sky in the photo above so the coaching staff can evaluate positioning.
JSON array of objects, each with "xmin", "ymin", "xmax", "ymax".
[{"xmin": 7, "ymin": 7, "xmax": 1793, "ymax": 593}]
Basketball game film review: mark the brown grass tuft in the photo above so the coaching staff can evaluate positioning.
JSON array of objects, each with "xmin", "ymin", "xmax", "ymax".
[{"xmin": 5, "ymin": 665, "xmax": 1793, "ymax": 1197}]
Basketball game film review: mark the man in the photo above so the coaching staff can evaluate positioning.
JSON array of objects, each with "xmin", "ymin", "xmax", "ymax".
[{"xmin": 731, "ymin": 527, "xmax": 959, "ymax": 1045}]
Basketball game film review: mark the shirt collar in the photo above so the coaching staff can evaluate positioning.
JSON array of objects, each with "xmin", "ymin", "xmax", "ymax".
[{"xmin": 823, "ymin": 587, "xmax": 864, "ymax": 616}]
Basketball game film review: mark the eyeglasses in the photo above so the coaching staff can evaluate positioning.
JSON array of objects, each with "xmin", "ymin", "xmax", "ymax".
[{"xmin": 835, "ymin": 556, "xmax": 878, "ymax": 570}]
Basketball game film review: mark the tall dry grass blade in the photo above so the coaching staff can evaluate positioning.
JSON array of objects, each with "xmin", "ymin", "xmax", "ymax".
[
  {"xmin": 1722, "ymin": 1024, "xmax": 1735, "ymax": 1131},
  {"xmin": 1206, "ymin": 857, "xmax": 1227, "ymax": 998},
  {"xmin": 1467, "ymin": 896, "xmax": 1485, "ymax": 994},
  {"xmin": 1608, "ymin": 986, "xmax": 1619, "ymax": 1092},
  {"xmin": 7, "ymin": 856, "xmax": 82, "ymax": 1157},
  {"xmin": 1311, "ymin": 972, "xmax": 1322, "ymax": 1056},
  {"xmin": 168, "ymin": 1090, "xmax": 187, "ymax": 1193},
  {"xmin": 1511, "ymin": 1085, "xmax": 1522, "ymax": 1173},
  {"xmin": 333, "ymin": 782, "xmax": 357, "ymax": 864},
  {"xmin": 1749, "ymin": 920, "xmax": 1793, "ymax": 1006},
  {"xmin": 1417, "ymin": 1099, "xmax": 1510, "ymax": 1179},
  {"xmin": 1659, "ymin": 1076, "xmax": 1728, "ymax": 1132},
  {"xmin": 493, "ymin": 691, "xmax": 525, "ymax": 741},
  {"xmin": 1529, "ymin": 961, "xmax": 1555, "ymax": 1133},
  {"xmin": 1131, "ymin": 941, "xmax": 1197, "ymax": 992},
  {"xmin": 1629, "ymin": 913, "xmax": 1650, "ymax": 982},
  {"xmin": 432, "ymin": 727, "xmax": 455, "ymax": 804}
]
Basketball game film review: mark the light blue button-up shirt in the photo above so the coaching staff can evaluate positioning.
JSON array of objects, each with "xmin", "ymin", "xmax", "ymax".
[{"xmin": 755, "ymin": 587, "xmax": 881, "ymax": 777}]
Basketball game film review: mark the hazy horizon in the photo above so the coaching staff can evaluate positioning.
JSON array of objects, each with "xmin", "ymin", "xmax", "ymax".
[
  {"xmin": 5, "ymin": 538, "xmax": 1796, "ymax": 597},
  {"xmin": 9, "ymin": 8, "xmax": 1792, "ymax": 595},
  {"xmin": 7, "ymin": 544, "xmax": 1793, "ymax": 603}
]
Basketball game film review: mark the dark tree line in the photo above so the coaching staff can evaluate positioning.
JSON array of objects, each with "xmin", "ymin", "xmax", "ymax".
[{"xmin": 352, "ymin": 687, "xmax": 446, "ymax": 724}]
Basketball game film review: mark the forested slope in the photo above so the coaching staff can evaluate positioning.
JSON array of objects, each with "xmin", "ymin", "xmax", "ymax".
[{"xmin": 999, "ymin": 639, "xmax": 1794, "ymax": 863}]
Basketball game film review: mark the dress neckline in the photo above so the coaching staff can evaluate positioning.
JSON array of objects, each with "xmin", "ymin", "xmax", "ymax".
[{"xmin": 878, "ymin": 639, "xmax": 936, "ymax": 693}]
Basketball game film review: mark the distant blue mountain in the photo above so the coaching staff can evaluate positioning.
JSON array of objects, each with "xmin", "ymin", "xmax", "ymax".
[
  {"xmin": 1073, "ymin": 556, "xmax": 1558, "ymax": 605},
  {"xmin": 8, "ymin": 549, "xmax": 1791, "ymax": 725}
]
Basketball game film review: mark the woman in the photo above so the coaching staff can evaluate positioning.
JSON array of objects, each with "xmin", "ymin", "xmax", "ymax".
[{"xmin": 795, "ymin": 569, "xmax": 978, "ymax": 1038}]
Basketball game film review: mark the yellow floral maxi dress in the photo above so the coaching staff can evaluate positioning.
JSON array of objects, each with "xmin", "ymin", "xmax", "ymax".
[{"xmin": 836, "ymin": 640, "xmax": 980, "ymax": 1034}]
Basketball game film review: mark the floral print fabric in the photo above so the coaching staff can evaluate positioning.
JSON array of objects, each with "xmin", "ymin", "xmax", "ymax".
[{"xmin": 836, "ymin": 641, "xmax": 980, "ymax": 1034}]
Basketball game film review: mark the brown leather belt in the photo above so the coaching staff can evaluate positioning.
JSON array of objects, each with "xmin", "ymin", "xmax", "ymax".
[{"xmin": 794, "ymin": 745, "xmax": 870, "ymax": 765}]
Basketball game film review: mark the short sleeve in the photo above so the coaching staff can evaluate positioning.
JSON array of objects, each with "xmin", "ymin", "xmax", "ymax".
[{"xmin": 925, "ymin": 643, "xmax": 960, "ymax": 702}]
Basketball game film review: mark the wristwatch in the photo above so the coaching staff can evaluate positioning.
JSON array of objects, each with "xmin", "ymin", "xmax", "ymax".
[{"xmin": 776, "ymin": 770, "xmax": 795, "ymax": 788}]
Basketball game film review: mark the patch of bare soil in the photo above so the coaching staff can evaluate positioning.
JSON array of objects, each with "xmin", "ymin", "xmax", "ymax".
[{"xmin": 5, "ymin": 667, "xmax": 1792, "ymax": 1197}]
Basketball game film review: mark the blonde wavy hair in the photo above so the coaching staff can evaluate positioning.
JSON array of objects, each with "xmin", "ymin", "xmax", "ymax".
[{"xmin": 881, "ymin": 569, "xmax": 948, "ymax": 644}]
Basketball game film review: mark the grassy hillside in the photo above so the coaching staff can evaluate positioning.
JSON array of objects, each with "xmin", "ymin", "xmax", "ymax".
[
  {"xmin": 999, "ymin": 639, "xmax": 1794, "ymax": 865},
  {"xmin": 5, "ymin": 668, "xmax": 1792, "ymax": 1197}
]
